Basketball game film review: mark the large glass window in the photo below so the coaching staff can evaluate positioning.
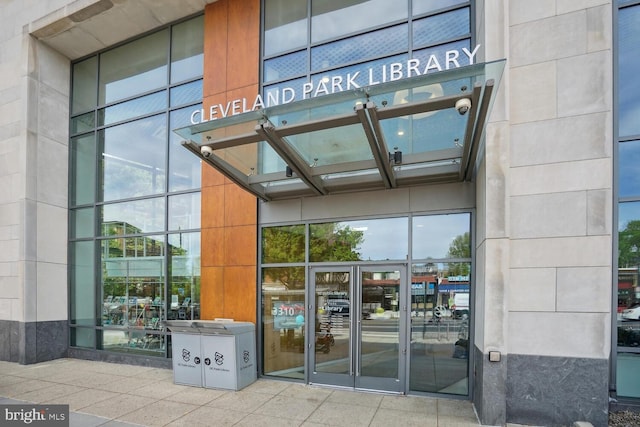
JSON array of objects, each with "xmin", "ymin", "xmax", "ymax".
[
  {"xmin": 616, "ymin": 1, "xmax": 640, "ymax": 400},
  {"xmin": 263, "ymin": 0, "xmax": 472, "ymax": 100},
  {"xmin": 310, "ymin": 217, "xmax": 408, "ymax": 262},
  {"xmin": 262, "ymin": 266, "xmax": 306, "ymax": 378},
  {"xmin": 69, "ymin": 15, "xmax": 203, "ymax": 358},
  {"xmin": 260, "ymin": 212, "xmax": 471, "ymax": 392},
  {"xmin": 619, "ymin": 5, "xmax": 640, "ymax": 138},
  {"xmin": 264, "ymin": 0, "xmax": 308, "ymax": 56},
  {"xmin": 410, "ymin": 213, "xmax": 471, "ymax": 395},
  {"xmin": 311, "ymin": 0, "xmax": 408, "ymax": 43},
  {"xmin": 99, "ymin": 29, "xmax": 169, "ymax": 105}
]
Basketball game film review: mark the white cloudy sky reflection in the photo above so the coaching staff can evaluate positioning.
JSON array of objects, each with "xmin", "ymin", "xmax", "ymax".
[{"xmin": 341, "ymin": 213, "xmax": 470, "ymax": 261}]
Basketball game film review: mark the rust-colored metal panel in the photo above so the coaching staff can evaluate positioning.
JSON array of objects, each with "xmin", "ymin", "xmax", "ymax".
[
  {"xmin": 201, "ymin": 226, "xmax": 225, "ymax": 267},
  {"xmin": 200, "ymin": 266, "xmax": 225, "ymax": 319},
  {"xmin": 201, "ymin": 185, "xmax": 225, "ymax": 229},
  {"xmin": 224, "ymin": 224, "xmax": 258, "ymax": 266},
  {"xmin": 203, "ymin": 1, "xmax": 228, "ymax": 97},
  {"xmin": 224, "ymin": 183, "xmax": 258, "ymax": 227},
  {"xmin": 201, "ymin": 0, "xmax": 260, "ymax": 323},
  {"xmin": 227, "ymin": 0, "xmax": 260, "ymax": 91},
  {"xmin": 223, "ymin": 266, "xmax": 257, "ymax": 323},
  {"xmin": 202, "ymin": 166, "xmax": 225, "ymax": 188}
]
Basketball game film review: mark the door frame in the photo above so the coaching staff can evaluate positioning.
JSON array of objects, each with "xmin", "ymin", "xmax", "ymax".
[{"xmin": 307, "ymin": 263, "xmax": 408, "ymax": 393}]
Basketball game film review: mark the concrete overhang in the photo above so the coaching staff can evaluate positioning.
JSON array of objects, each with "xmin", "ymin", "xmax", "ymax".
[{"xmin": 29, "ymin": 0, "xmax": 217, "ymax": 60}]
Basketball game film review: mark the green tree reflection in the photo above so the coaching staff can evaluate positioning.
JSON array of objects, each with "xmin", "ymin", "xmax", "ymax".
[
  {"xmin": 262, "ymin": 223, "xmax": 364, "ymax": 289},
  {"xmin": 447, "ymin": 231, "xmax": 470, "ymax": 276},
  {"xmin": 619, "ymin": 220, "xmax": 640, "ymax": 267}
]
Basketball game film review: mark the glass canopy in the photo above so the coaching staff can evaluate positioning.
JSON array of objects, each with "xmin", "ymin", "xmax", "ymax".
[{"xmin": 175, "ymin": 60, "xmax": 505, "ymax": 201}]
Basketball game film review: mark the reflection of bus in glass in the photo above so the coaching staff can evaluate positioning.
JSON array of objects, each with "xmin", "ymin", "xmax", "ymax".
[{"xmin": 453, "ymin": 293, "xmax": 469, "ymax": 319}]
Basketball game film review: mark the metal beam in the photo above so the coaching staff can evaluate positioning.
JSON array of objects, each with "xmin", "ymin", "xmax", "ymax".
[
  {"xmin": 181, "ymin": 140, "xmax": 270, "ymax": 201},
  {"xmin": 256, "ymin": 123, "xmax": 326, "ymax": 196},
  {"xmin": 464, "ymin": 80, "xmax": 495, "ymax": 181},
  {"xmin": 363, "ymin": 102, "xmax": 399, "ymax": 188},
  {"xmin": 458, "ymin": 82, "xmax": 483, "ymax": 181},
  {"xmin": 355, "ymin": 102, "xmax": 394, "ymax": 189}
]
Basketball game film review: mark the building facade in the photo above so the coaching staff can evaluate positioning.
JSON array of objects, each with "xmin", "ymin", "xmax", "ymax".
[{"xmin": 0, "ymin": 1, "xmax": 632, "ymax": 426}]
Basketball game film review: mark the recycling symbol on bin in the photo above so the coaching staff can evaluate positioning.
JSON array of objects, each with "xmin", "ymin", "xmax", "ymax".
[
  {"xmin": 243, "ymin": 350, "xmax": 250, "ymax": 363},
  {"xmin": 181, "ymin": 349, "xmax": 190, "ymax": 362},
  {"xmin": 214, "ymin": 352, "xmax": 224, "ymax": 366}
]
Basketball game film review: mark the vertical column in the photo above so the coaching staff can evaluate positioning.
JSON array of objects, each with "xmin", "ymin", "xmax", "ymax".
[{"xmin": 200, "ymin": 0, "xmax": 260, "ymax": 323}]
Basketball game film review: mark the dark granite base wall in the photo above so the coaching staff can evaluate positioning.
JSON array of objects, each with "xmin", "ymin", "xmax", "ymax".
[
  {"xmin": 506, "ymin": 353, "xmax": 609, "ymax": 427},
  {"xmin": 68, "ymin": 348, "xmax": 172, "ymax": 370},
  {"xmin": 0, "ymin": 320, "xmax": 67, "ymax": 364},
  {"xmin": 0, "ymin": 320, "xmax": 20, "ymax": 362},
  {"xmin": 473, "ymin": 345, "xmax": 507, "ymax": 426}
]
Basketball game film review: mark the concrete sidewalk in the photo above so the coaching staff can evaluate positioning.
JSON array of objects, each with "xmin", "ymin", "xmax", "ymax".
[{"xmin": 0, "ymin": 358, "xmax": 481, "ymax": 426}]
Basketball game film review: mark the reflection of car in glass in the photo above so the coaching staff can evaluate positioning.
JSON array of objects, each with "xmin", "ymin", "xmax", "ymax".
[
  {"xmin": 452, "ymin": 309, "xmax": 469, "ymax": 320},
  {"xmin": 622, "ymin": 304, "xmax": 640, "ymax": 321},
  {"xmin": 327, "ymin": 300, "xmax": 349, "ymax": 315}
]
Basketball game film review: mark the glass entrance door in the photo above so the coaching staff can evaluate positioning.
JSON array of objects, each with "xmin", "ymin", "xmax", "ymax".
[{"xmin": 309, "ymin": 265, "xmax": 406, "ymax": 392}]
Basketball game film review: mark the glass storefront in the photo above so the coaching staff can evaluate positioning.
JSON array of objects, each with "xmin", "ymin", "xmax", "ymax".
[
  {"xmin": 616, "ymin": 1, "xmax": 640, "ymax": 399},
  {"xmin": 68, "ymin": 15, "xmax": 204, "ymax": 356},
  {"xmin": 260, "ymin": 213, "xmax": 472, "ymax": 395}
]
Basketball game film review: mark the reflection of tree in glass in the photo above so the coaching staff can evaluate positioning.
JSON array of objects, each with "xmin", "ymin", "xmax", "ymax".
[
  {"xmin": 261, "ymin": 223, "xmax": 364, "ymax": 289},
  {"xmin": 263, "ymin": 267, "xmax": 305, "ymax": 290},
  {"xmin": 310, "ymin": 223, "xmax": 364, "ymax": 262},
  {"xmin": 619, "ymin": 220, "xmax": 640, "ymax": 267},
  {"xmin": 262, "ymin": 225, "xmax": 305, "ymax": 264},
  {"xmin": 447, "ymin": 232, "xmax": 470, "ymax": 276}
]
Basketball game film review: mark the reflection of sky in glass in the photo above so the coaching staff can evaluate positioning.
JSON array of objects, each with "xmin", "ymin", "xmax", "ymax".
[
  {"xmin": 264, "ymin": 19, "xmax": 307, "ymax": 56},
  {"xmin": 413, "ymin": 8, "xmax": 469, "ymax": 48},
  {"xmin": 619, "ymin": 7, "xmax": 640, "ymax": 138},
  {"xmin": 412, "ymin": 213, "xmax": 470, "ymax": 259},
  {"xmin": 264, "ymin": 51, "xmax": 306, "ymax": 83},
  {"xmin": 171, "ymin": 55, "xmax": 203, "ymax": 84},
  {"xmin": 102, "ymin": 198, "xmax": 165, "ymax": 235},
  {"xmin": 339, "ymin": 217, "xmax": 409, "ymax": 261},
  {"xmin": 311, "ymin": 0, "xmax": 407, "ymax": 43},
  {"xmin": 170, "ymin": 105, "xmax": 203, "ymax": 192},
  {"xmin": 619, "ymin": 140, "xmax": 640, "ymax": 198},
  {"xmin": 102, "ymin": 114, "xmax": 167, "ymax": 201},
  {"xmin": 99, "ymin": 28, "xmax": 169, "ymax": 105},
  {"xmin": 413, "ymin": 0, "xmax": 467, "ymax": 16},
  {"xmin": 311, "ymin": 24, "xmax": 408, "ymax": 71},
  {"xmin": 169, "ymin": 193, "xmax": 201, "ymax": 231},
  {"xmin": 619, "ymin": 202, "xmax": 640, "ymax": 232}
]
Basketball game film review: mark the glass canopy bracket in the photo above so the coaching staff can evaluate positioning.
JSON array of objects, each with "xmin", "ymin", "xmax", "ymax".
[
  {"xmin": 462, "ymin": 79, "xmax": 495, "ymax": 181},
  {"xmin": 181, "ymin": 140, "xmax": 271, "ymax": 200},
  {"xmin": 256, "ymin": 122, "xmax": 327, "ymax": 196},
  {"xmin": 355, "ymin": 102, "xmax": 396, "ymax": 189},
  {"xmin": 457, "ymin": 82, "xmax": 483, "ymax": 181}
]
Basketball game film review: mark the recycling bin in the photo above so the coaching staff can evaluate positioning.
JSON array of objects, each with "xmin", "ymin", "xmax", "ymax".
[
  {"xmin": 193, "ymin": 320, "xmax": 256, "ymax": 391},
  {"xmin": 166, "ymin": 320, "xmax": 202, "ymax": 387}
]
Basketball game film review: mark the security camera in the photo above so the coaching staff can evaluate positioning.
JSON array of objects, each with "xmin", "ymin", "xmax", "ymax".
[
  {"xmin": 201, "ymin": 145, "xmax": 213, "ymax": 158},
  {"xmin": 455, "ymin": 98, "xmax": 471, "ymax": 115}
]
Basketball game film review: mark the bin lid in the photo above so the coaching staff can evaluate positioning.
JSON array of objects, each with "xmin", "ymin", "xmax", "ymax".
[
  {"xmin": 192, "ymin": 320, "xmax": 255, "ymax": 335},
  {"xmin": 164, "ymin": 320, "xmax": 197, "ymax": 333}
]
